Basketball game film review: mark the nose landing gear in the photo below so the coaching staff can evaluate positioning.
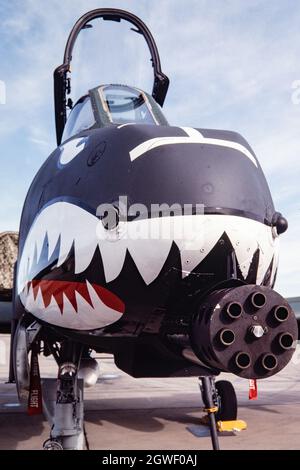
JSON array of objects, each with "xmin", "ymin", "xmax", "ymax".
[
  {"xmin": 42, "ymin": 342, "xmax": 87, "ymax": 450},
  {"xmin": 199, "ymin": 376, "xmax": 246, "ymax": 450}
]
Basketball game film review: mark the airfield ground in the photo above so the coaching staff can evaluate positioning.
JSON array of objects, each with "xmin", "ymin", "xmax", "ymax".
[{"xmin": 0, "ymin": 334, "xmax": 300, "ymax": 450}]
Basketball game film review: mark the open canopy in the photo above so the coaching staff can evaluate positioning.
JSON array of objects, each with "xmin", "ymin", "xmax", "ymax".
[{"xmin": 54, "ymin": 8, "xmax": 169, "ymax": 145}]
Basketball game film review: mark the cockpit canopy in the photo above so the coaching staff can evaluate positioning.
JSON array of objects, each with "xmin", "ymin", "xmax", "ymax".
[{"xmin": 62, "ymin": 84, "xmax": 168, "ymax": 143}]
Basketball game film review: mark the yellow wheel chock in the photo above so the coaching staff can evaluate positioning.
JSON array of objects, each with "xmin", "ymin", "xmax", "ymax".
[{"xmin": 217, "ymin": 420, "xmax": 247, "ymax": 433}]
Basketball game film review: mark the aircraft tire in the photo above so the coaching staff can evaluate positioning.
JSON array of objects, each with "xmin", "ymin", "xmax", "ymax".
[{"xmin": 215, "ymin": 380, "xmax": 238, "ymax": 421}]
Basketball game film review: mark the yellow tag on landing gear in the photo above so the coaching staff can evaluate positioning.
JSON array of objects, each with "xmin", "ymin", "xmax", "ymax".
[{"xmin": 217, "ymin": 420, "xmax": 247, "ymax": 433}]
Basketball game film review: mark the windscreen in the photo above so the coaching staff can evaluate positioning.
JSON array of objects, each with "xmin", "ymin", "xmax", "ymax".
[{"xmin": 99, "ymin": 85, "xmax": 157, "ymax": 125}]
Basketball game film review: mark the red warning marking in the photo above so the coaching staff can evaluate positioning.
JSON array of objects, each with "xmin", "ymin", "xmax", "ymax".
[
  {"xmin": 249, "ymin": 379, "xmax": 258, "ymax": 400},
  {"xmin": 28, "ymin": 345, "xmax": 42, "ymax": 416}
]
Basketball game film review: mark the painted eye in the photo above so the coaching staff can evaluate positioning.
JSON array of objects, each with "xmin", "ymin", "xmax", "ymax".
[{"xmin": 59, "ymin": 137, "xmax": 88, "ymax": 165}]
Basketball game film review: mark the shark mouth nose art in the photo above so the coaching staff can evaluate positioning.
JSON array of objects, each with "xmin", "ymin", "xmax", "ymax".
[{"xmin": 17, "ymin": 201, "xmax": 278, "ymax": 330}]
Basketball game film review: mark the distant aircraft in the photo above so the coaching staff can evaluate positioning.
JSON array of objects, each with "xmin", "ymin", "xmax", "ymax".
[{"xmin": 1, "ymin": 8, "xmax": 297, "ymax": 450}]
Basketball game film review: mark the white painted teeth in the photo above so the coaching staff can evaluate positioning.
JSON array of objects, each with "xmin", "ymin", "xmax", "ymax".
[
  {"xmin": 66, "ymin": 203, "xmax": 98, "ymax": 274},
  {"xmin": 17, "ymin": 201, "xmax": 277, "ymax": 296},
  {"xmin": 270, "ymin": 238, "xmax": 279, "ymax": 285},
  {"xmin": 74, "ymin": 236, "xmax": 97, "ymax": 274},
  {"xmin": 57, "ymin": 232, "xmax": 75, "ymax": 267},
  {"xmin": 123, "ymin": 218, "xmax": 173, "ymax": 285},
  {"xmin": 26, "ymin": 244, "xmax": 36, "ymax": 277},
  {"xmin": 256, "ymin": 230, "xmax": 278, "ymax": 285},
  {"xmin": 127, "ymin": 238, "xmax": 173, "ymax": 286},
  {"xmin": 176, "ymin": 216, "xmax": 223, "ymax": 276},
  {"xmin": 226, "ymin": 220, "xmax": 261, "ymax": 279},
  {"xmin": 35, "ymin": 284, "xmax": 44, "ymax": 308},
  {"xmin": 35, "ymin": 232, "xmax": 46, "ymax": 263},
  {"xmin": 98, "ymin": 238, "xmax": 127, "ymax": 283},
  {"xmin": 47, "ymin": 226, "xmax": 61, "ymax": 260},
  {"xmin": 17, "ymin": 202, "xmax": 99, "ymax": 293}
]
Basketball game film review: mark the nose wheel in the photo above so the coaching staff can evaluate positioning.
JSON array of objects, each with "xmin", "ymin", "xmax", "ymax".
[
  {"xmin": 43, "ymin": 439, "xmax": 64, "ymax": 450},
  {"xmin": 214, "ymin": 380, "xmax": 237, "ymax": 422}
]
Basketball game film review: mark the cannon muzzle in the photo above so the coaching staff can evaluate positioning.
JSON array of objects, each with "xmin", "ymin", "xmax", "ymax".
[{"xmin": 190, "ymin": 285, "xmax": 297, "ymax": 378}]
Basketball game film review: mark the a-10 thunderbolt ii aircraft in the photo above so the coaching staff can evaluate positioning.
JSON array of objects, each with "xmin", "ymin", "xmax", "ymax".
[{"xmin": 1, "ymin": 8, "xmax": 297, "ymax": 450}]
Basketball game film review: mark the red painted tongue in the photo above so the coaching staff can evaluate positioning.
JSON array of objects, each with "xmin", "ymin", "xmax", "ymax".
[
  {"xmin": 91, "ymin": 283, "xmax": 125, "ymax": 314},
  {"xmin": 29, "ymin": 279, "xmax": 125, "ymax": 315}
]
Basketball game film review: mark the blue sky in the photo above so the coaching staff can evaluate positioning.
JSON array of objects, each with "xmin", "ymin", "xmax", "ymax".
[{"xmin": 0, "ymin": 0, "xmax": 300, "ymax": 296}]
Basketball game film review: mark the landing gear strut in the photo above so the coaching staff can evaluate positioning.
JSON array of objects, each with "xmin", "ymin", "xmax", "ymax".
[
  {"xmin": 199, "ymin": 376, "xmax": 220, "ymax": 450},
  {"xmin": 43, "ymin": 342, "xmax": 87, "ymax": 450}
]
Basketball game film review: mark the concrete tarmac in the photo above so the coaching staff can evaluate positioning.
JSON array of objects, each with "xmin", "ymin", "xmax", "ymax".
[{"xmin": 1, "ymin": 334, "xmax": 300, "ymax": 450}]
